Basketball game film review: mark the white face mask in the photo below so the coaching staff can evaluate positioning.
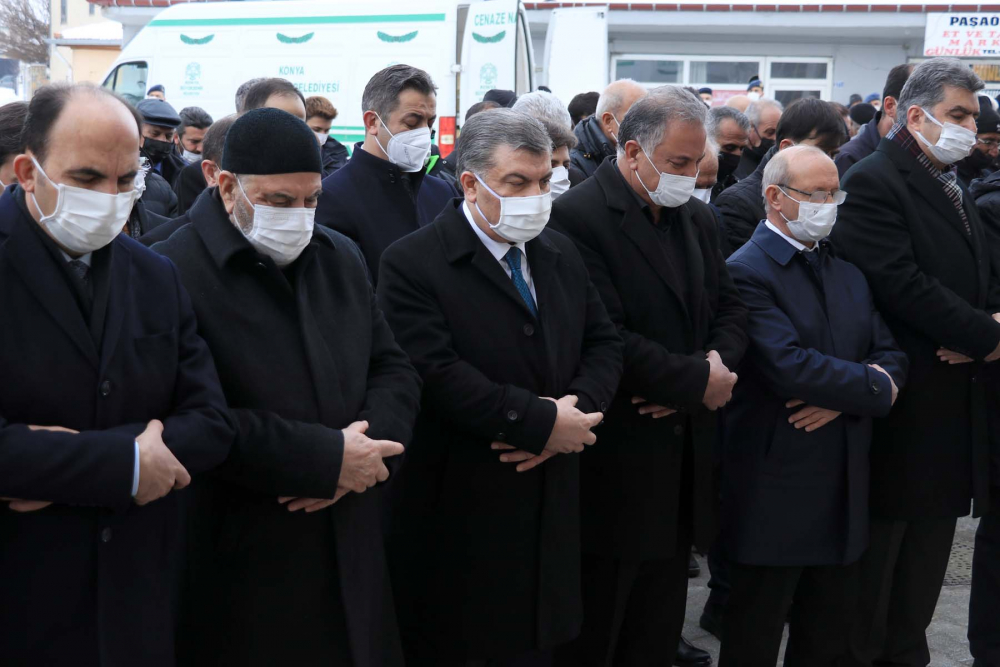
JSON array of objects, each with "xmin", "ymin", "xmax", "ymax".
[
  {"xmin": 314, "ymin": 131, "xmax": 329, "ymax": 146},
  {"xmin": 692, "ymin": 187, "xmax": 712, "ymax": 204},
  {"xmin": 778, "ymin": 187, "xmax": 838, "ymax": 243},
  {"xmin": 916, "ymin": 107, "xmax": 978, "ymax": 165},
  {"xmin": 635, "ymin": 150, "xmax": 697, "ymax": 208},
  {"xmin": 235, "ymin": 178, "xmax": 315, "ymax": 266},
  {"xmin": 610, "ymin": 114, "xmax": 621, "ymax": 145},
  {"xmin": 474, "ymin": 174, "xmax": 552, "ymax": 243},
  {"xmin": 373, "ymin": 112, "xmax": 432, "ymax": 173},
  {"xmin": 30, "ymin": 156, "xmax": 139, "ymax": 255},
  {"xmin": 182, "ymin": 149, "xmax": 201, "ymax": 163},
  {"xmin": 550, "ymin": 165, "xmax": 571, "ymax": 199},
  {"xmin": 747, "ymin": 91, "xmax": 762, "ymax": 102}
]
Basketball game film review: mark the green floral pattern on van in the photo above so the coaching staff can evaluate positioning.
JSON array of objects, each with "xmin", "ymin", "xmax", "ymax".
[
  {"xmin": 276, "ymin": 32, "xmax": 315, "ymax": 44},
  {"xmin": 377, "ymin": 30, "xmax": 418, "ymax": 43},
  {"xmin": 472, "ymin": 30, "xmax": 505, "ymax": 44},
  {"xmin": 179, "ymin": 34, "xmax": 215, "ymax": 45}
]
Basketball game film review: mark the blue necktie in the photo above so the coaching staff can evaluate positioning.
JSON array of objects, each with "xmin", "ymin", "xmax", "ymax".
[{"xmin": 504, "ymin": 247, "xmax": 537, "ymax": 318}]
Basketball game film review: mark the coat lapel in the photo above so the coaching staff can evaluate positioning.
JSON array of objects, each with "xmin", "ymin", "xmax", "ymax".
[
  {"xmin": 439, "ymin": 201, "xmax": 540, "ymax": 320},
  {"xmin": 678, "ymin": 204, "xmax": 705, "ymax": 342},
  {"xmin": 98, "ymin": 241, "xmax": 131, "ymax": 375},
  {"xmin": 1, "ymin": 202, "xmax": 99, "ymax": 367},
  {"xmin": 908, "ymin": 166, "xmax": 977, "ymax": 254}
]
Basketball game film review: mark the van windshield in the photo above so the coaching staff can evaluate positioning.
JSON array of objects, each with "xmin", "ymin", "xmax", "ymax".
[{"xmin": 103, "ymin": 61, "xmax": 149, "ymax": 106}]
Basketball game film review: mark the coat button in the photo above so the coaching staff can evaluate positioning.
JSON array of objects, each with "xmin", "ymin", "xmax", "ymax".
[
  {"xmin": 871, "ymin": 381, "xmax": 881, "ymax": 394},
  {"xmin": 600, "ymin": 401, "xmax": 608, "ymax": 411},
  {"xmin": 256, "ymin": 261, "xmax": 267, "ymax": 270},
  {"xmin": 100, "ymin": 527, "xmax": 112, "ymax": 543},
  {"xmin": 507, "ymin": 410, "xmax": 518, "ymax": 421},
  {"xmin": 523, "ymin": 323, "xmax": 535, "ymax": 336},
  {"xmin": 496, "ymin": 432, "xmax": 506, "ymax": 442},
  {"xmin": 674, "ymin": 424, "xmax": 684, "ymax": 436},
  {"xmin": 99, "ymin": 380, "xmax": 112, "ymax": 397}
]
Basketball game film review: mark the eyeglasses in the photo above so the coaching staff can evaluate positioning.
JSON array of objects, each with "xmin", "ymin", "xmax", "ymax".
[
  {"xmin": 978, "ymin": 138, "xmax": 1000, "ymax": 148},
  {"xmin": 778, "ymin": 184, "xmax": 847, "ymax": 205}
]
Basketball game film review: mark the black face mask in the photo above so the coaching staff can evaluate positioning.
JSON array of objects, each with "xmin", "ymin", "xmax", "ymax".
[
  {"xmin": 718, "ymin": 151, "xmax": 741, "ymax": 182},
  {"xmin": 747, "ymin": 137, "xmax": 774, "ymax": 160},
  {"xmin": 142, "ymin": 137, "xmax": 175, "ymax": 164},
  {"xmin": 966, "ymin": 148, "xmax": 994, "ymax": 171}
]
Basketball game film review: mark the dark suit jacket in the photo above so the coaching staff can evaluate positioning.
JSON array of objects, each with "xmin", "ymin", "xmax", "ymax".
[
  {"xmin": 0, "ymin": 186, "xmax": 233, "ymax": 667},
  {"xmin": 172, "ymin": 159, "xmax": 208, "ymax": 216},
  {"xmin": 315, "ymin": 142, "xmax": 457, "ymax": 284},
  {"xmin": 832, "ymin": 136, "xmax": 1000, "ymax": 519},
  {"xmin": 549, "ymin": 159, "xmax": 748, "ymax": 559},
  {"xmin": 154, "ymin": 191, "xmax": 421, "ymax": 667},
  {"xmin": 378, "ymin": 200, "xmax": 623, "ymax": 661},
  {"xmin": 139, "ymin": 187, "xmax": 214, "ymax": 247},
  {"xmin": 725, "ymin": 223, "xmax": 908, "ymax": 567}
]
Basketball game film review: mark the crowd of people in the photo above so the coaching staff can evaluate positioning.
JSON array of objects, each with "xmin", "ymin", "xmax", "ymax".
[{"xmin": 0, "ymin": 55, "xmax": 998, "ymax": 667}]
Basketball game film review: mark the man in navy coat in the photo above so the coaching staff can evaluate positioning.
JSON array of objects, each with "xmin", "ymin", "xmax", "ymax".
[
  {"xmin": 0, "ymin": 84, "xmax": 234, "ymax": 667},
  {"xmin": 314, "ymin": 64, "xmax": 457, "ymax": 284},
  {"xmin": 721, "ymin": 146, "xmax": 907, "ymax": 666}
]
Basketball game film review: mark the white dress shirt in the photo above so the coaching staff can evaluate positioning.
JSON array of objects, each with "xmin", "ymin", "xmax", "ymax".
[
  {"xmin": 765, "ymin": 220, "xmax": 815, "ymax": 253},
  {"xmin": 462, "ymin": 201, "xmax": 537, "ymax": 304}
]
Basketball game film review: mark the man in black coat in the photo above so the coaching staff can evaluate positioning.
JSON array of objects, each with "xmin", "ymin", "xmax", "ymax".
[
  {"xmin": 957, "ymin": 95, "xmax": 1000, "ymax": 188},
  {"xmin": 835, "ymin": 64, "xmax": 912, "ymax": 179},
  {"xmin": 716, "ymin": 98, "xmax": 846, "ymax": 257},
  {"xmin": 831, "ymin": 58, "xmax": 1000, "ymax": 667},
  {"xmin": 139, "ymin": 168, "xmax": 178, "ymax": 219},
  {"xmin": 733, "ymin": 98, "xmax": 782, "ymax": 180},
  {"xmin": 154, "ymin": 108, "xmax": 422, "ymax": 667},
  {"xmin": 570, "ymin": 79, "xmax": 646, "ymax": 178},
  {"xmin": 721, "ymin": 147, "xmax": 907, "ymax": 666},
  {"xmin": 0, "ymin": 83, "xmax": 234, "ymax": 667},
  {"xmin": 314, "ymin": 64, "xmax": 456, "ymax": 284},
  {"xmin": 379, "ymin": 108, "xmax": 623, "ymax": 667},
  {"xmin": 137, "ymin": 97, "xmax": 188, "ymax": 188},
  {"xmin": 549, "ymin": 88, "xmax": 748, "ymax": 667}
]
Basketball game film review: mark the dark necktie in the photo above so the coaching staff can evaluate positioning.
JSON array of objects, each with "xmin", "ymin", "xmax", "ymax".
[
  {"xmin": 504, "ymin": 247, "xmax": 537, "ymax": 318},
  {"xmin": 67, "ymin": 259, "xmax": 94, "ymax": 310},
  {"xmin": 801, "ymin": 250, "xmax": 823, "ymax": 286}
]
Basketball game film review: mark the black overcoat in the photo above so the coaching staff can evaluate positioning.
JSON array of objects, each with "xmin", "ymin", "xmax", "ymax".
[
  {"xmin": 377, "ymin": 200, "xmax": 623, "ymax": 661},
  {"xmin": 548, "ymin": 159, "xmax": 748, "ymax": 560},
  {"xmin": 0, "ymin": 186, "xmax": 234, "ymax": 667},
  {"xmin": 154, "ymin": 192, "xmax": 422, "ymax": 667},
  {"xmin": 832, "ymin": 136, "xmax": 1000, "ymax": 519}
]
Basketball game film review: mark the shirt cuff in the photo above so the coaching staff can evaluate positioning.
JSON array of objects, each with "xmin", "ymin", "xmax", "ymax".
[{"xmin": 131, "ymin": 440, "xmax": 140, "ymax": 497}]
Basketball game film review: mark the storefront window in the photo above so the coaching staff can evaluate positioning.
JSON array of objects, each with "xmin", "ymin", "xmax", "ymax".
[
  {"xmin": 771, "ymin": 62, "xmax": 828, "ymax": 79},
  {"xmin": 615, "ymin": 59, "xmax": 682, "ymax": 84},
  {"xmin": 690, "ymin": 60, "xmax": 759, "ymax": 85}
]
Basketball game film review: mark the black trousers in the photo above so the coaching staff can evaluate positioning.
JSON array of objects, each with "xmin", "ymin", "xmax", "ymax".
[
  {"xmin": 971, "ymin": 502, "xmax": 1000, "ymax": 667},
  {"xmin": 843, "ymin": 516, "xmax": 957, "ymax": 667},
  {"xmin": 553, "ymin": 546, "xmax": 690, "ymax": 667},
  {"xmin": 705, "ymin": 542, "xmax": 731, "ymax": 616},
  {"xmin": 407, "ymin": 650, "xmax": 552, "ymax": 667},
  {"xmin": 719, "ymin": 560, "xmax": 860, "ymax": 667}
]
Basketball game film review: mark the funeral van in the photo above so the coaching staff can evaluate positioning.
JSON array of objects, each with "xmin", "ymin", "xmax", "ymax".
[{"xmin": 101, "ymin": 0, "xmax": 535, "ymax": 157}]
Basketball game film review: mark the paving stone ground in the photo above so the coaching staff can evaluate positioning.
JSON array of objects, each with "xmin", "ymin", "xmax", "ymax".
[{"xmin": 681, "ymin": 517, "xmax": 979, "ymax": 666}]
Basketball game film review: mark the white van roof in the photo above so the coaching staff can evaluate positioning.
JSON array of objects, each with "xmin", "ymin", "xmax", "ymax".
[{"xmin": 146, "ymin": 0, "xmax": 461, "ymax": 24}]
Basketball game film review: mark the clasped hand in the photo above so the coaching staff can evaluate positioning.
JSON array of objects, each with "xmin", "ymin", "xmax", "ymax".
[{"xmin": 492, "ymin": 395, "xmax": 603, "ymax": 473}]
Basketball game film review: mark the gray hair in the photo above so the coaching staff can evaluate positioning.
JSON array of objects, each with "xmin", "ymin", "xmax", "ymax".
[
  {"xmin": 761, "ymin": 144, "xmax": 826, "ymax": 211},
  {"xmin": 235, "ymin": 77, "xmax": 266, "ymax": 112},
  {"xmin": 361, "ymin": 64, "xmax": 437, "ymax": 119},
  {"xmin": 512, "ymin": 90, "xmax": 572, "ymax": 129},
  {"xmin": 540, "ymin": 118, "xmax": 578, "ymax": 151},
  {"xmin": 596, "ymin": 78, "xmax": 643, "ymax": 119},
  {"xmin": 897, "ymin": 57, "xmax": 984, "ymax": 118},
  {"xmin": 456, "ymin": 108, "xmax": 552, "ymax": 176},
  {"xmin": 746, "ymin": 98, "xmax": 784, "ymax": 127},
  {"xmin": 616, "ymin": 85, "xmax": 707, "ymax": 157},
  {"xmin": 707, "ymin": 106, "xmax": 750, "ymax": 141}
]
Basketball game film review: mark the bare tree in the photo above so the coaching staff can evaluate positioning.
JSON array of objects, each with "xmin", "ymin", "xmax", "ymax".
[{"xmin": 0, "ymin": 0, "xmax": 51, "ymax": 64}]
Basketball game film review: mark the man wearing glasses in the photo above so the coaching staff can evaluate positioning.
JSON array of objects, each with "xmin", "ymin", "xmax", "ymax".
[
  {"xmin": 720, "ymin": 146, "xmax": 907, "ymax": 666},
  {"xmin": 957, "ymin": 95, "xmax": 1000, "ymax": 187}
]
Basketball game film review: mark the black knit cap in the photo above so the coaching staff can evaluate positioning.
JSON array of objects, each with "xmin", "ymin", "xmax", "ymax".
[
  {"xmin": 221, "ymin": 107, "xmax": 322, "ymax": 175},
  {"xmin": 977, "ymin": 95, "xmax": 1000, "ymax": 135}
]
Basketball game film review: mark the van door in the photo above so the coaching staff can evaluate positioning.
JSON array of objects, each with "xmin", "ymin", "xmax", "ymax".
[
  {"xmin": 459, "ymin": 0, "xmax": 521, "ymax": 119},
  {"xmin": 542, "ymin": 7, "xmax": 608, "ymax": 105}
]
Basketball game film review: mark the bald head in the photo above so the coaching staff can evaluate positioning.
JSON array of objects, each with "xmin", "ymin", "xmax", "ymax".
[
  {"xmin": 12, "ymin": 84, "xmax": 143, "ymax": 247},
  {"xmin": 596, "ymin": 79, "xmax": 647, "ymax": 146},
  {"xmin": 727, "ymin": 95, "xmax": 751, "ymax": 113},
  {"xmin": 762, "ymin": 145, "xmax": 840, "ymax": 244}
]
